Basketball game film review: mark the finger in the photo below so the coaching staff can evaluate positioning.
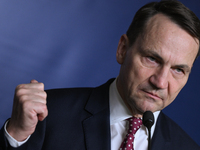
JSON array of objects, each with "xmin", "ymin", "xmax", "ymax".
[
  {"xmin": 30, "ymin": 79, "xmax": 38, "ymax": 83},
  {"xmin": 37, "ymin": 109, "xmax": 48, "ymax": 121},
  {"xmin": 16, "ymin": 88, "xmax": 47, "ymax": 101},
  {"xmin": 33, "ymin": 103, "xmax": 48, "ymax": 121},
  {"xmin": 16, "ymin": 82, "xmax": 45, "ymax": 91},
  {"xmin": 24, "ymin": 101, "xmax": 48, "ymax": 122},
  {"xmin": 30, "ymin": 81, "xmax": 44, "ymax": 91},
  {"xmin": 18, "ymin": 94, "xmax": 47, "ymax": 104}
]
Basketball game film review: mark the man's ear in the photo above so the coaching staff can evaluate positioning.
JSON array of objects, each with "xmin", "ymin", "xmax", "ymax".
[{"xmin": 116, "ymin": 34, "xmax": 129, "ymax": 64}]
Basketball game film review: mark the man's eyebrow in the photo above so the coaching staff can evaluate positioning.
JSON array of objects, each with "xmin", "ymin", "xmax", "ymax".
[
  {"xmin": 174, "ymin": 65, "xmax": 191, "ymax": 73},
  {"xmin": 140, "ymin": 49, "xmax": 191, "ymax": 72},
  {"xmin": 140, "ymin": 49, "xmax": 164, "ymax": 62}
]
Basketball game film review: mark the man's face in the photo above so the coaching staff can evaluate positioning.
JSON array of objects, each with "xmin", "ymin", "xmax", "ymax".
[{"xmin": 116, "ymin": 14, "xmax": 199, "ymax": 116}]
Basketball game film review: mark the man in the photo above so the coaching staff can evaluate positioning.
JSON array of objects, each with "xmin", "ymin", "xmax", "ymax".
[{"xmin": 0, "ymin": 0, "xmax": 200, "ymax": 150}]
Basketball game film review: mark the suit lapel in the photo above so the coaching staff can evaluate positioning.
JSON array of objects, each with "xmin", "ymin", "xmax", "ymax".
[
  {"xmin": 82, "ymin": 79, "xmax": 114, "ymax": 150},
  {"xmin": 151, "ymin": 112, "xmax": 171, "ymax": 150}
]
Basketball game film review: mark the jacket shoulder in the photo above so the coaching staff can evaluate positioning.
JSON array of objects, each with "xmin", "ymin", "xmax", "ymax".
[{"xmin": 152, "ymin": 112, "xmax": 200, "ymax": 150}]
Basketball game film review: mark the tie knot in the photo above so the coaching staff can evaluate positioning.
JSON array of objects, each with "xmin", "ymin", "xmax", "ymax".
[{"xmin": 126, "ymin": 117, "xmax": 142, "ymax": 134}]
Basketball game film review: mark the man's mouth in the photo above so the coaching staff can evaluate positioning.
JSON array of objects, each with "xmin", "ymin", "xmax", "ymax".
[{"xmin": 142, "ymin": 90, "xmax": 163, "ymax": 101}]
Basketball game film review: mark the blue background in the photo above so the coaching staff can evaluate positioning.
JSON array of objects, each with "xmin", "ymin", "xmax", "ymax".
[{"xmin": 0, "ymin": 0, "xmax": 199, "ymax": 146}]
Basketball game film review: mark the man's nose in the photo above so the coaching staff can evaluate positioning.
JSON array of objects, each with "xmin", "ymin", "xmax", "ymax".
[{"xmin": 149, "ymin": 67, "xmax": 169, "ymax": 89}]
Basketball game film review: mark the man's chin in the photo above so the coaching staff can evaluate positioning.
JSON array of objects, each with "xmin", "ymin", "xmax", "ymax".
[
  {"xmin": 127, "ymin": 97, "xmax": 161, "ymax": 115},
  {"xmin": 137, "ymin": 102, "xmax": 160, "ymax": 114}
]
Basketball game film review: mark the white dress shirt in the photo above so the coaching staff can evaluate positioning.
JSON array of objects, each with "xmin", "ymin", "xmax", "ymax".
[
  {"xmin": 5, "ymin": 79, "xmax": 160, "ymax": 149},
  {"xmin": 4, "ymin": 121, "xmax": 30, "ymax": 147},
  {"xmin": 109, "ymin": 79, "xmax": 160, "ymax": 150}
]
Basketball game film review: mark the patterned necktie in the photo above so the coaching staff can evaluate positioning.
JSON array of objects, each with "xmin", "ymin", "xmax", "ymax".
[{"xmin": 119, "ymin": 117, "xmax": 142, "ymax": 150}]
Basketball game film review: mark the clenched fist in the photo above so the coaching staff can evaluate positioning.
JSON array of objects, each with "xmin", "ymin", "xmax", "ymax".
[{"xmin": 6, "ymin": 80, "xmax": 48, "ymax": 141}]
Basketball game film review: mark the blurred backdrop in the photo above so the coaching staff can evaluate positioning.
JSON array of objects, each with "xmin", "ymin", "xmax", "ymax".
[{"xmin": 0, "ymin": 0, "xmax": 199, "ymax": 146}]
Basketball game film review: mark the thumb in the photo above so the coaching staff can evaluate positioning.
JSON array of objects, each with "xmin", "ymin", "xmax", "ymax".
[{"xmin": 30, "ymin": 79, "xmax": 39, "ymax": 83}]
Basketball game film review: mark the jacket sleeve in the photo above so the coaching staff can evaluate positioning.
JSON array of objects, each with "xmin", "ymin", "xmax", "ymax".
[{"xmin": 0, "ymin": 120, "xmax": 46, "ymax": 150}]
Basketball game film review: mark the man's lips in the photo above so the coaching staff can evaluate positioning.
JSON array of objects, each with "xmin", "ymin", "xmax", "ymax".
[{"xmin": 142, "ymin": 90, "xmax": 163, "ymax": 100}]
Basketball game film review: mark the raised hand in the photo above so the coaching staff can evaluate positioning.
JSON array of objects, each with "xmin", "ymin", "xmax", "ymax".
[{"xmin": 6, "ymin": 80, "xmax": 48, "ymax": 141}]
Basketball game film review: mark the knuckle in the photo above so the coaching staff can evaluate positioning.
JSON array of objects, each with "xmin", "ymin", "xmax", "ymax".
[
  {"xmin": 41, "ymin": 104, "xmax": 48, "ymax": 114},
  {"xmin": 41, "ymin": 105, "xmax": 48, "ymax": 118},
  {"xmin": 19, "ymin": 94, "xmax": 28, "ymax": 102},
  {"xmin": 37, "ymin": 90, "xmax": 47, "ymax": 100},
  {"xmin": 43, "ymin": 91, "xmax": 47, "ymax": 99},
  {"xmin": 15, "ymin": 88, "xmax": 26, "ymax": 97},
  {"xmin": 38, "ymin": 82, "xmax": 44, "ymax": 89},
  {"xmin": 16, "ymin": 84, "xmax": 25, "ymax": 90},
  {"xmin": 43, "ymin": 104, "xmax": 48, "ymax": 111}
]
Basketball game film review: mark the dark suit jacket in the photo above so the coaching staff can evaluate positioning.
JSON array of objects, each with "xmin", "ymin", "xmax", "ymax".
[{"xmin": 0, "ymin": 79, "xmax": 199, "ymax": 150}]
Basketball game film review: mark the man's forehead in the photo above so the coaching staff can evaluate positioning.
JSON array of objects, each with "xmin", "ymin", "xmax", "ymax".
[
  {"xmin": 131, "ymin": 16, "xmax": 198, "ymax": 73},
  {"xmin": 143, "ymin": 13, "xmax": 199, "ymax": 56},
  {"xmin": 143, "ymin": 14, "xmax": 174, "ymax": 36}
]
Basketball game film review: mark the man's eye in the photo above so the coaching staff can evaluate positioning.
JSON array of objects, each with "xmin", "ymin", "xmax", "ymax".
[
  {"xmin": 147, "ymin": 56, "xmax": 156, "ymax": 62},
  {"xmin": 141, "ymin": 56, "xmax": 159, "ymax": 68},
  {"xmin": 175, "ymin": 68, "xmax": 184, "ymax": 74}
]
